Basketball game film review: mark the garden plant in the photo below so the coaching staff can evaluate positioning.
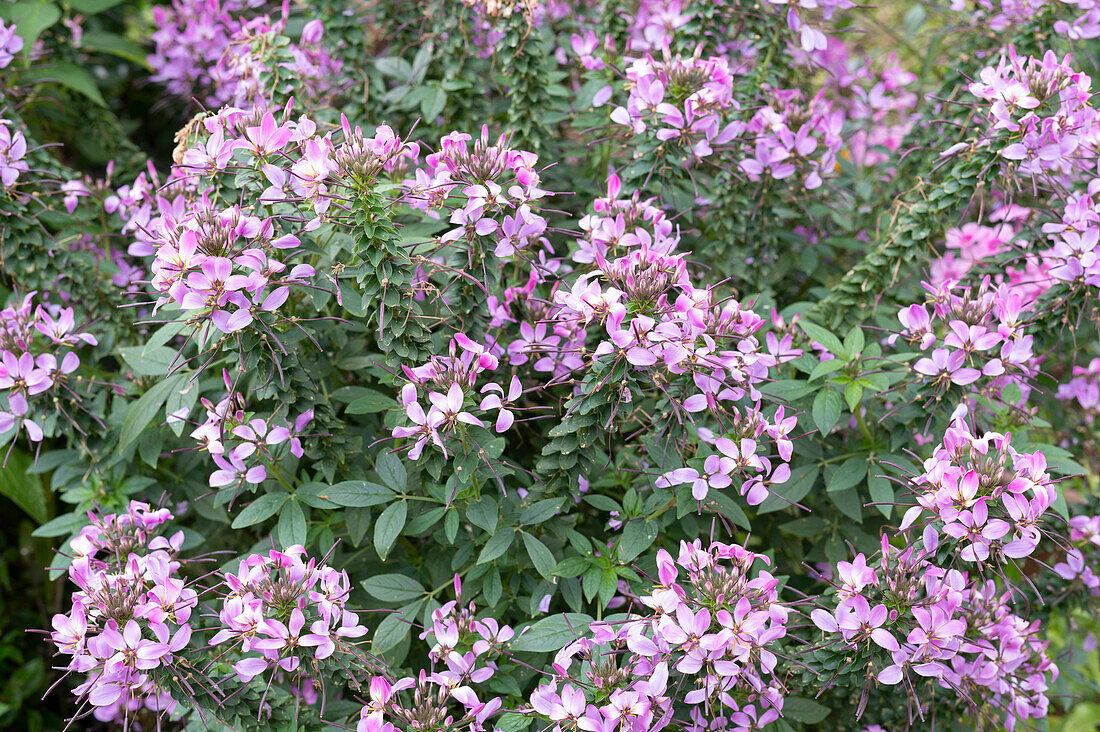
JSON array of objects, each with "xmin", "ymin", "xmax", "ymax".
[{"xmin": 2, "ymin": 0, "xmax": 1100, "ymax": 730}]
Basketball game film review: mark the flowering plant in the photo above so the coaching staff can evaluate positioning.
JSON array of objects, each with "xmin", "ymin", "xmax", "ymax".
[{"xmin": 2, "ymin": 0, "xmax": 1100, "ymax": 730}]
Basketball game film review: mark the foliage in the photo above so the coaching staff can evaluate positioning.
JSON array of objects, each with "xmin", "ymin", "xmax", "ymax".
[{"xmin": 1, "ymin": 1, "xmax": 1100, "ymax": 731}]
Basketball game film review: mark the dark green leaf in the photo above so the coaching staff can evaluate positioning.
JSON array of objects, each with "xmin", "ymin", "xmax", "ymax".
[
  {"xmin": 799, "ymin": 321, "xmax": 843, "ymax": 354},
  {"xmin": 617, "ymin": 520, "xmax": 658, "ymax": 563},
  {"xmin": 783, "ymin": 696, "xmax": 831, "ymax": 724},
  {"xmin": 521, "ymin": 532, "xmax": 556, "ymax": 579},
  {"xmin": 118, "ymin": 372, "xmax": 188, "ymax": 453},
  {"xmin": 0, "ymin": 2, "xmax": 60, "ymax": 52},
  {"xmin": 0, "ymin": 450, "xmax": 45, "ymax": 523},
  {"xmin": 231, "ymin": 493, "xmax": 289, "ymax": 529},
  {"xmin": 868, "ymin": 474, "xmax": 894, "ymax": 518},
  {"xmin": 376, "ymin": 452, "xmax": 407, "ymax": 492},
  {"xmin": 346, "ymin": 390, "xmax": 392, "ymax": 414},
  {"xmin": 373, "ymin": 601, "xmax": 420, "ymax": 652},
  {"xmin": 374, "ymin": 501, "xmax": 407, "ymax": 561},
  {"xmin": 22, "ymin": 63, "xmax": 107, "ymax": 106},
  {"xmin": 277, "ymin": 500, "xmax": 306, "ymax": 546},
  {"xmin": 826, "ymin": 457, "xmax": 867, "ymax": 493},
  {"xmin": 520, "ymin": 498, "xmax": 562, "ymax": 525},
  {"xmin": 510, "ymin": 613, "xmax": 594, "ymax": 652},
  {"xmin": 323, "ymin": 481, "xmax": 393, "ymax": 507},
  {"xmin": 361, "ymin": 574, "xmax": 425, "ymax": 603},
  {"xmin": 467, "ymin": 497, "xmax": 498, "ymax": 533},
  {"xmin": 478, "ymin": 530, "xmax": 515, "ymax": 564},
  {"xmin": 812, "ymin": 388, "xmax": 843, "ymax": 435}
]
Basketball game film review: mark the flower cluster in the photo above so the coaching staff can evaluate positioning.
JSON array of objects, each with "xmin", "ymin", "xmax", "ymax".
[
  {"xmin": 405, "ymin": 126, "xmax": 549, "ymax": 260},
  {"xmin": 814, "ymin": 40, "xmax": 917, "ymax": 170},
  {"xmin": 896, "ymin": 278, "xmax": 1036, "ymax": 397},
  {"xmin": 811, "ymin": 535, "xmax": 1057, "ymax": 729},
  {"xmin": 609, "ymin": 48, "xmax": 740, "ymax": 160},
  {"xmin": 149, "ymin": 1, "xmax": 341, "ymax": 108},
  {"xmin": 530, "ymin": 540, "xmax": 789, "ymax": 732},
  {"xmin": 1052, "ymin": 514, "xmax": 1100, "ymax": 595},
  {"xmin": 1057, "ymin": 357, "xmax": 1100, "ymax": 418},
  {"xmin": 571, "ymin": 173, "xmax": 679, "ymax": 266},
  {"xmin": 174, "ymin": 373, "xmax": 313, "ymax": 491},
  {"xmin": 0, "ymin": 291, "xmax": 97, "ymax": 445},
  {"xmin": 49, "ymin": 502, "xmax": 194, "ymax": 724},
  {"xmin": 656, "ymin": 403, "xmax": 798, "ymax": 505},
  {"xmin": 1042, "ymin": 187, "xmax": 1100, "ymax": 291},
  {"xmin": 898, "ymin": 404, "xmax": 1056, "ymax": 564},
  {"xmin": 739, "ymin": 88, "xmax": 844, "ymax": 190},
  {"xmin": 212, "ymin": 545, "xmax": 367, "ymax": 682},
  {"xmin": 357, "ymin": 576, "xmax": 510, "ymax": 732},
  {"xmin": 393, "ymin": 333, "xmax": 524, "ymax": 460},
  {"xmin": 138, "ymin": 109, "xmax": 346, "ymax": 337},
  {"xmin": 968, "ymin": 47, "xmax": 1097, "ymax": 184}
]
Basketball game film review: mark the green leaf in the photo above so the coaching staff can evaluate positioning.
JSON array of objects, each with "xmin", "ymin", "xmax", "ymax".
[
  {"xmin": 405, "ymin": 506, "xmax": 444, "ymax": 534},
  {"xmin": 420, "ymin": 85, "xmax": 447, "ymax": 120},
  {"xmin": 32, "ymin": 512, "xmax": 84, "ymax": 537},
  {"xmin": 444, "ymin": 508, "xmax": 459, "ymax": 542},
  {"xmin": 68, "ymin": 0, "xmax": 125, "ymax": 11},
  {"xmin": 830, "ymin": 487, "xmax": 863, "ymax": 523},
  {"xmin": 374, "ymin": 501, "xmax": 407, "ymax": 561},
  {"xmin": 700, "ymin": 489, "xmax": 751, "ymax": 530},
  {"xmin": 483, "ymin": 566, "xmax": 503, "ymax": 605},
  {"xmin": 118, "ymin": 345, "xmax": 176, "ymax": 377},
  {"xmin": 81, "ymin": 29, "xmax": 150, "ymax": 68},
  {"xmin": 21, "ymin": 63, "xmax": 107, "ymax": 106},
  {"xmin": 758, "ymin": 379, "xmax": 815, "ymax": 401},
  {"xmin": 294, "ymin": 482, "xmax": 340, "ymax": 509},
  {"xmin": 582, "ymin": 495, "xmax": 621, "ymax": 512},
  {"xmin": 467, "ymin": 497, "xmax": 498, "ymax": 533},
  {"xmin": 799, "ymin": 320, "xmax": 843, "ymax": 354},
  {"xmin": 361, "ymin": 574, "xmax": 425, "ymax": 603},
  {"xmin": 779, "ymin": 517, "xmax": 827, "ymax": 537},
  {"xmin": 478, "ymin": 529, "xmax": 515, "ymax": 564},
  {"xmin": 346, "ymin": 389, "xmax": 392, "ymax": 414},
  {"xmin": 783, "ymin": 696, "xmax": 831, "ymax": 724},
  {"xmin": 553, "ymin": 556, "xmax": 590, "ymax": 577},
  {"xmin": 497, "ymin": 713, "xmax": 533, "ymax": 732},
  {"xmin": 521, "ymin": 532, "xmax": 557, "ymax": 579},
  {"xmin": 0, "ymin": 450, "xmax": 45, "ymax": 523},
  {"xmin": 758, "ymin": 464, "xmax": 819, "ymax": 514},
  {"xmin": 808, "ymin": 359, "xmax": 844, "ymax": 382},
  {"xmin": 118, "ymin": 373, "xmax": 188, "ymax": 453},
  {"xmin": 598, "ymin": 568, "xmax": 618, "ymax": 606},
  {"xmin": 231, "ymin": 493, "xmax": 289, "ymax": 529},
  {"xmin": 277, "ymin": 500, "xmax": 306, "ymax": 546},
  {"xmin": 346, "ymin": 507, "xmax": 370, "ymax": 545},
  {"xmin": 376, "ymin": 452, "xmax": 407, "ymax": 492},
  {"xmin": 617, "ymin": 520, "xmax": 658, "ymax": 563},
  {"xmin": 520, "ymin": 498, "xmax": 563, "ymax": 525},
  {"xmin": 372, "ymin": 601, "xmax": 419, "ymax": 652},
  {"xmin": 812, "ymin": 388, "xmax": 843, "ymax": 435},
  {"xmin": 868, "ymin": 474, "xmax": 894, "ymax": 518},
  {"xmin": 0, "ymin": 2, "xmax": 60, "ymax": 53},
  {"xmin": 510, "ymin": 613, "xmax": 594, "ymax": 653},
  {"xmin": 141, "ymin": 319, "xmax": 187, "ymax": 354},
  {"xmin": 843, "ymin": 326, "xmax": 865, "ymax": 357},
  {"xmin": 322, "ymin": 481, "xmax": 393, "ymax": 507},
  {"xmin": 826, "ymin": 457, "xmax": 867, "ymax": 493},
  {"xmin": 844, "ymin": 381, "xmax": 864, "ymax": 411}
]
